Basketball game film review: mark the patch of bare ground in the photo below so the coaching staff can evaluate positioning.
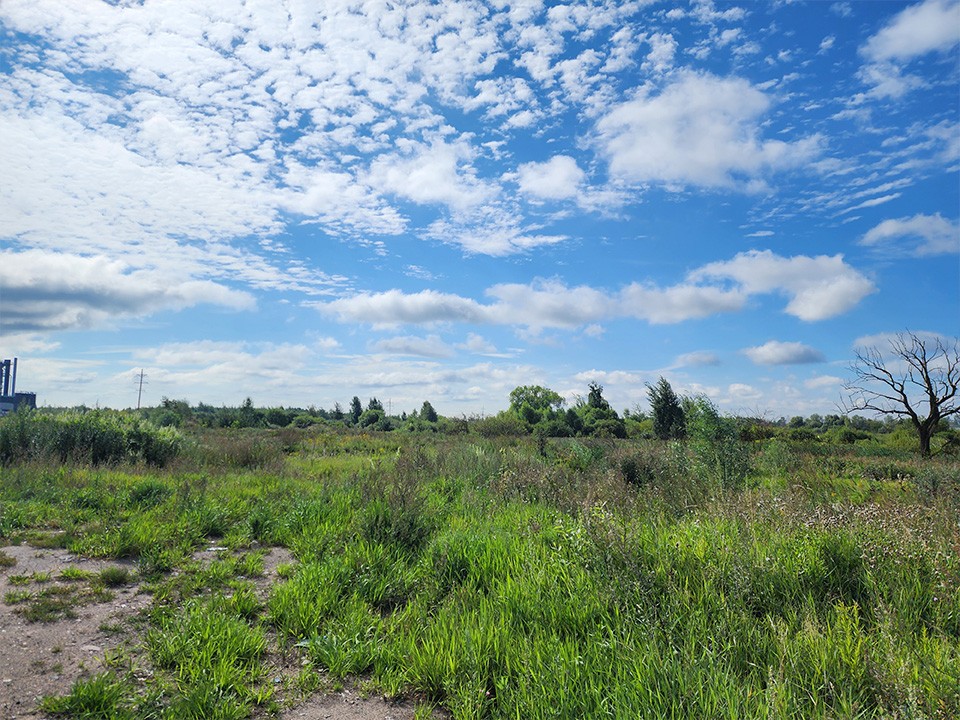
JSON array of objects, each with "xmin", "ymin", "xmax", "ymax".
[
  {"xmin": 0, "ymin": 543, "xmax": 149, "ymax": 720},
  {"xmin": 281, "ymin": 689, "xmax": 446, "ymax": 720},
  {"xmin": 1, "ymin": 543, "xmax": 448, "ymax": 720}
]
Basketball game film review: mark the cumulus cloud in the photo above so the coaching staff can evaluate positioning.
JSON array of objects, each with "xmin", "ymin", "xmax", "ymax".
[
  {"xmin": 858, "ymin": 0, "xmax": 960, "ymax": 99},
  {"xmin": 596, "ymin": 71, "xmax": 822, "ymax": 190},
  {"xmin": 458, "ymin": 333, "xmax": 499, "ymax": 354},
  {"xmin": 315, "ymin": 249, "xmax": 872, "ymax": 330},
  {"xmin": 860, "ymin": 213, "xmax": 959, "ymax": 256},
  {"xmin": 515, "ymin": 155, "xmax": 586, "ymax": 200},
  {"xmin": 690, "ymin": 250, "xmax": 876, "ymax": 321},
  {"xmin": 743, "ymin": 341, "xmax": 826, "ymax": 365},
  {"xmin": 0, "ymin": 250, "xmax": 254, "ymax": 333},
  {"xmin": 861, "ymin": 0, "xmax": 960, "ymax": 63},
  {"xmin": 367, "ymin": 139, "xmax": 494, "ymax": 212}
]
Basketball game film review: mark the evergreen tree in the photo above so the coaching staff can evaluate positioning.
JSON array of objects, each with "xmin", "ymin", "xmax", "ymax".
[
  {"xmin": 420, "ymin": 400, "xmax": 439, "ymax": 423},
  {"xmin": 349, "ymin": 396, "xmax": 363, "ymax": 425},
  {"xmin": 647, "ymin": 377, "xmax": 686, "ymax": 440}
]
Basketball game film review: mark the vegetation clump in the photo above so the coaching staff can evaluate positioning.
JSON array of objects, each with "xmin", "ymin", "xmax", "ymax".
[{"xmin": 0, "ymin": 389, "xmax": 958, "ymax": 719}]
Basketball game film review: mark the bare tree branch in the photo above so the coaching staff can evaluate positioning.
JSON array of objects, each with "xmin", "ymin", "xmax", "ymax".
[{"xmin": 842, "ymin": 331, "xmax": 960, "ymax": 456}]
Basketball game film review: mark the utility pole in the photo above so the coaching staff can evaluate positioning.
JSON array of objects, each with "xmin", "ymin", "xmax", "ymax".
[{"xmin": 135, "ymin": 369, "xmax": 147, "ymax": 409}]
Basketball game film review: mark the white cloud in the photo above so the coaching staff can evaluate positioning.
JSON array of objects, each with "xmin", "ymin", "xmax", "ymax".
[
  {"xmin": 805, "ymin": 375, "xmax": 842, "ymax": 389},
  {"xmin": 858, "ymin": 0, "xmax": 960, "ymax": 99},
  {"xmin": 317, "ymin": 249, "xmax": 875, "ymax": 330},
  {"xmin": 861, "ymin": 0, "xmax": 960, "ymax": 63},
  {"xmin": 860, "ymin": 213, "xmax": 960, "ymax": 256},
  {"xmin": 426, "ymin": 216, "xmax": 568, "ymax": 256},
  {"xmin": 743, "ymin": 341, "xmax": 826, "ymax": 365},
  {"xmin": 618, "ymin": 283, "xmax": 746, "ymax": 324},
  {"xmin": 458, "ymin": 333, "xmax": 499, "ymax": 354},
  {"xmin": 643, "ymin": 32, "xmax": 677, "ymax": 74},
  {"xmin": 690, "ymin": 250, "xmax": 876, "ymax": 321},
  {"xmin": 313, "ymin": 337, "xmax": 342, "ymax": 353},
  {"xmin": 372, "ymin": 335, "xmax": 454, "ymax": 358},
  {"xmin": 675, "ymin": 351, "xmax": 721, "ymax": 367},
  {"xmin": 315, "ymin": 289, "xmax": 490, "ymax": 328},
  {"xmin": 0, "ymin": 250, "xmax": 254, "ymax": 333},
  {"xmin": 515, "ymin": 155, "xmax": 586, "ymax": 200},
  {"xmin": 596, "ymin": 71, "xmax": 822, "ymax": 190},
  {"xmin": 367, "ymin": 139, "xmax": 494, "ymax": 212}
]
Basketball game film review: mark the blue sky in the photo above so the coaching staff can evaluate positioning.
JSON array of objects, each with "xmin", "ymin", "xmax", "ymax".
[{"xmin": 1, "ymin": 0, "xmax": 958, "ymax": 418}]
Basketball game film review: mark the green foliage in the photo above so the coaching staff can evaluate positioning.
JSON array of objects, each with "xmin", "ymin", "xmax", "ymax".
[
  {"xmin": 420, "ymin": 400, "xmax": 439, "ymax": 423},
  {"xmin": 9, "ymin": 428, "xmax": 959, "ymax": 720},
  {"xmin": 471, "ymin": 411, "xmax": 527, "ymax": 437},
  {"xmin": 0, "ymin": 409, "xmax": 182, "ymax": 466},
  {"xmin": 509, "ymin": 385, "xmax": 565, "ymax": 415},
  {"xmin": 685, "ymin": 396, "xmax": 751, "ymax": 489},
  {"xmin": 41, "ymin": 672, "xmax": 134, "ymax": 719},
  {"xmin": 349, "ymin": 396, "xmax": 363, "ymax": 425},
  {"xmin": 575, "ymin": 384, "xmax": 626, "ymax": 438}
]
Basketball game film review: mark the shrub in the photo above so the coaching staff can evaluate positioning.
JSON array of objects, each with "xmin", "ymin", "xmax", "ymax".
[
  {"xmin": 471, "ymin": 412, "xmax": 526, "ymax": 437},
  {"xmin": 686, "ymin": 397, "xmax": 751, "ymax": 489},
  {"xmin": 0, "ymin": 409, "xmax": 181, "ymax": 466}
]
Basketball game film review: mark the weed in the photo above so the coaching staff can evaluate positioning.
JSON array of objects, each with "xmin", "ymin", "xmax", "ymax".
[
  {"xmin": 59, "ymin": 566, "xmax": 94, "ymax": 581},
  {"xmin": 40, "ymin": 672, "xmax": 134, "ymax": 719},
  {"xmin": 99, "ymin": 565, "xmax": 133, "ymax": 587},
  {"xmin": 4, "ymin": 589, "xmax": 31, "ymax": 604},
  {"xmin": 0, "ymin": 549, "xmax": 15, "ymax": 568}
]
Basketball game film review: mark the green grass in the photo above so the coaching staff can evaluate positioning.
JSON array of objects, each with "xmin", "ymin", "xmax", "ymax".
[{"xmin": 1, "ymin": 429, "xmax": 955, "ymax": 719}]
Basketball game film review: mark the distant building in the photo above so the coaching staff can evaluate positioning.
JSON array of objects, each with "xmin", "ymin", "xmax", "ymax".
[{"xmin": 0, "ymin": 358, "xmax": 37, "ymax": 415}]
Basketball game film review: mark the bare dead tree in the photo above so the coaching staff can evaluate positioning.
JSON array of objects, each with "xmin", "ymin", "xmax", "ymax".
[{"xmin": 843, "ymin": 331, "xmax": 960, "ymax": 456}]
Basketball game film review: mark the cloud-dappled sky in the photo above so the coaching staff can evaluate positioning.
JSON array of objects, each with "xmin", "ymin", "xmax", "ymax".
[{"xmin": 1, "ymin": 0, "xmax": 958, "ymax": 418}]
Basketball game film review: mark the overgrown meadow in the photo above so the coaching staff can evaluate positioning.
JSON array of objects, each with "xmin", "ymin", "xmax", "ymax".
[{"xmin": 0, "ymin": 409, "xmax": 958, "ymax": 719}]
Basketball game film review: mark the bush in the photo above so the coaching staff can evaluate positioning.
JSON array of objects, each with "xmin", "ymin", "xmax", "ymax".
[
  {"xmin": 0, "ymin": 409, "xmax": 182, "ymax": 467},
  {"xmin": 471, "ymin": 412, "xmax": 526, "ymax": 437},
  {"xmin": 686, "ymin": 397, "xmax": 751, "ymax": 489}
]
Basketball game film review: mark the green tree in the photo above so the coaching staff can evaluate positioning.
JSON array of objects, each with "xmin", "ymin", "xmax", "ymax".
[
  {"xmin": 420, "ymin": 400, "xmax": 439, "ymax": 423},
  {"xmin": 367, "ymin": 397, "xmax": 384, "ymax": 412},
  {"xmin": 349, "ymin": 396, "xmax": 363, "ymax": 425},
  {"xmin": 577, "ymin": 383, "xmax": 626, "ymax": 438},
  {"xmin": 646, "ymin": 377, "xmax": 686, "ymax": 440},
  {"xmin": 509, "ymin": 384, "xmax": 568, "ymax": 434},
  {"xmin": 509, "ymin": 385, "xmax": 565, "ymax": 415}
]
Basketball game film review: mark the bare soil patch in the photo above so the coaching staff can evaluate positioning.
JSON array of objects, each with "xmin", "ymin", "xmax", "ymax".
[
  {"xmin": 0, "ymin": 543, "xmax": 443, "ymax": 720},
  {"xmin": 0, "ymin": 543, "xmax": 149, "ymax": 719},
  {"xmin": 281, "ymin": 690, "xmax": 429, "ymax": 720}
]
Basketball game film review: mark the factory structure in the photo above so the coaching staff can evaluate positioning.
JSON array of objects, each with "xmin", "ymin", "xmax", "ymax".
[{"xmin": 0, "ymin": 358, "xmax": 37, "ymax": 415}]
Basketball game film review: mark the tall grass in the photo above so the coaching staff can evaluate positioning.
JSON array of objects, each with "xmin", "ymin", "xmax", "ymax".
[
  {"xmin": 0, "ymin": 409, "xmax": 181, "ymax": 466},
  {"xmin": 5, "ymin": 429, "xmax": 957, "ymax": 719}
]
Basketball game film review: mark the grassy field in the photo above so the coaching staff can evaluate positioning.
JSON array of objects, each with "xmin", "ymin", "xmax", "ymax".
[{"xmin": 1, "ymin": 419, "xmax": 958, "ymax": 719}]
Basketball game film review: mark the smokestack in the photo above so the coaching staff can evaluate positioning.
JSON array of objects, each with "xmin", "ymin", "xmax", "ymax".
[
  {"xmin": 11, "ymin": 358, "xmax": 16, "ymax": 395},
  {"xmin": 1, "ymin": 359, "xmax": 9, "ymax": 396}
]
